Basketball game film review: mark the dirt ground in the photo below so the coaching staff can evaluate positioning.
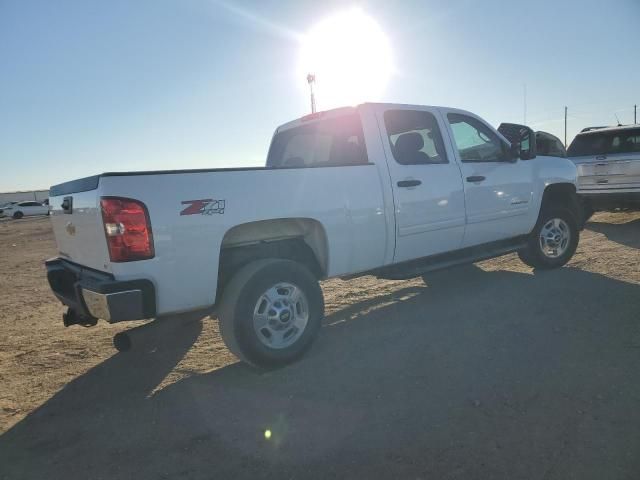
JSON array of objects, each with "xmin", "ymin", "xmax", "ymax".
[{"xmin": 0, "ymin": 213, "xmax": 639, "ymax": 479}]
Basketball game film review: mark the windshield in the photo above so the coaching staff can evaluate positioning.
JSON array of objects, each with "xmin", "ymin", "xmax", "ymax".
[{"xmin": 536, "ymin": 131, "xmax": 567, "ymax": 158}]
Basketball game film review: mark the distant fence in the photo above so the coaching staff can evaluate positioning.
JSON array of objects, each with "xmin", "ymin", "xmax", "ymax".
[{"xmin": 0, "ymin": 190, "xmax": 49, "ymax": 204}]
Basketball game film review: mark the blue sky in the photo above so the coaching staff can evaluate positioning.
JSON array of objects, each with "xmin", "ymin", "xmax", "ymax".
[{"xmin": 1, "ymin": 0, "xmax": 638, "ymax": 191}]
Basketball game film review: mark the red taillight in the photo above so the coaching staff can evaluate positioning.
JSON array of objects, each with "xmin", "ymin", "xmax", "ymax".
[{"xmin": 100, "ymin": 197, "xmax": 154, "ymax": 262}]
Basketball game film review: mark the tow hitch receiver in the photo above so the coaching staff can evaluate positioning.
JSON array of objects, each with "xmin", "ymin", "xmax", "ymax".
[{"xmin": 63, "ymin": 308, "xmax": 98, "ymax": 328}]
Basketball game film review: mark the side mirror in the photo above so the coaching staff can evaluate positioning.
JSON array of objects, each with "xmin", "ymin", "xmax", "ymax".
[{"xmin": 498, "ymin": 123, "xmax": 537, "ymax": 160}]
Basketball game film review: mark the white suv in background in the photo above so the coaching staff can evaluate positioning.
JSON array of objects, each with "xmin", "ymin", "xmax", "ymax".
[
  {"xmin": 567, "ymin": 125, "xmax": 640, "ymax": 215},
  {"xmin": 0, "ymin": 201, "xmax": 49, "ymax": 219}
]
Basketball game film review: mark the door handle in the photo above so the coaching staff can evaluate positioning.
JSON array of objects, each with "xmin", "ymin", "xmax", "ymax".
[
  {"xmin": 466, "ymin": 175, "xmax": 486, "ymax": 183},
  {"xmin": 397, "ymin": 179, "xmax": 422, "ymax": 188}
]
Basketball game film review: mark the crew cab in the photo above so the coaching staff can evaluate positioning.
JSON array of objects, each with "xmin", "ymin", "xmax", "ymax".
[
  {"xmin": 568, "ymin": 125, "xmax": 640, "ymax": 214},
  {"xmin": 46, "ymin": 103, "xmax": 581, "ymax": 366}
]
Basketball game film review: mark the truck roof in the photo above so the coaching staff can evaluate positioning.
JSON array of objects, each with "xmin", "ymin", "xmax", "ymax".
[
  {"xmin": 576, "ymin": 124, "xmax": 640, "ymax": 136},
  {"xmin": 276, "ymin": 102, "xmax": 457, "ymax": 133}
]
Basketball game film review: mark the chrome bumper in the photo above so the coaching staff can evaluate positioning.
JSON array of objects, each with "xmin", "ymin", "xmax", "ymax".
[
  {"xmin": 46, "ymin": 258, "xmax": 156, "ymax": 323},
  {"xmin": 81, "ymin": 288, "xmax": 146, "ymax": 322}
]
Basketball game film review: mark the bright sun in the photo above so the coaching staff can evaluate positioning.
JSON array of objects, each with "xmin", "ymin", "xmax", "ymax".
[{"xmin": 298, "ymin": 9, "xmax": 393, "ymax": 110}]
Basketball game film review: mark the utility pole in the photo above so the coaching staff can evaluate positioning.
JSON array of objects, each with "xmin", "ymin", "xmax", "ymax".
[
  {"xmin": 523, "ymin": 84, "xmax": 527, "ymax": 125},
  {"xmin": 564, "ymin": 106, "xmax": 568, "ymax": 148},
  {"xmin": 635, "ymin": 104, "xmax": 637, "ymax": 124},
  {"xmin": 306, "ymin": 73, "xmax": 316, "ymax": 114}
]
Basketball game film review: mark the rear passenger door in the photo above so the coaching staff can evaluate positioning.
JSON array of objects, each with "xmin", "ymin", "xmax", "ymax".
[{"xmin": 378, "ymin": 106, "xmax": 466, "ymax": 263}]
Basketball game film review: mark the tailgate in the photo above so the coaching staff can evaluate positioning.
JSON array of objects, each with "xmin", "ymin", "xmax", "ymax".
[
  {"xmin": 574, "ymin": 154, "xmax": 640, "ymax": 191},
  {"xmin": 49, "ymin": 176, "xmax": 111, "ymax": 272}
]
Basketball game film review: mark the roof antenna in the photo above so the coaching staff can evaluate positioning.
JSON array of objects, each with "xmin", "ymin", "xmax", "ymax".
[{"xmin": 614, "ymin": 113, "xmax": 622, "ymax": 126}]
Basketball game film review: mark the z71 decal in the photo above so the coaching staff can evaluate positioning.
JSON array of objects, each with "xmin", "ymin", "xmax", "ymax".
[{"xmin": 180, "ymin": 199, "xmax": 226, "ymax": 216}]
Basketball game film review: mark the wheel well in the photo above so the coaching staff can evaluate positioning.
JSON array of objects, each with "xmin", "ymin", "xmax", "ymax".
[
  {"xmin": 542, "ymin": 183, "xmax": 581, "ymax": 224},
  {"xmin": 217, "ymin": 218, "xmax": 328, "ymax": 298}
]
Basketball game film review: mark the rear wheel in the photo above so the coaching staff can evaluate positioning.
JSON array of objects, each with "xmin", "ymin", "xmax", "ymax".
[
  {"xmin": 12, "ymin": 211, "xmax": 23, "ymax": 220},
  {"xmin": 518, "ymin": 206, "xmax": 578, "ymax": 269},
  {"xmin": 218, "ymin": 259, "xmax": 324, "ymax": 367}
]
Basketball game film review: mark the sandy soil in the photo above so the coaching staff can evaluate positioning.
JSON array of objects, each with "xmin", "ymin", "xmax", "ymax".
[{"xmin": 0, "ymin": 213, "xmax": 639, "ymax": 479}]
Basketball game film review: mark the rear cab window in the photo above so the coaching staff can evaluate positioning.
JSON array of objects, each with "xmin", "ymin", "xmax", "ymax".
[{"xmin": 267, "ymin": 113, "xmax": 368, "ymax": 168}]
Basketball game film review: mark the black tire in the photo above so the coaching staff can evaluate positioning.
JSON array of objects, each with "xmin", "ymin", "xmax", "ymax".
[
  {"xmin": 218, "ymin": 258, "xmax": 324, "ymax": 368},
  {"xmin": 12, "ymin": 211, "xmax": 23, "ymax": 220},
  {"xmin": 518, "ymin": 206, "xmax": 579, "ymax": 270},
  {"xmin": 516, "ymin": 248, "xmax": 536, "ymax": 268}
]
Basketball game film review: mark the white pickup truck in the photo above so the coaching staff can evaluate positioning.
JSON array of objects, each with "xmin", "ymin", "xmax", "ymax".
[{"xmin": 46, "ymin": 103, "xmax": 582, "ymax": 366}]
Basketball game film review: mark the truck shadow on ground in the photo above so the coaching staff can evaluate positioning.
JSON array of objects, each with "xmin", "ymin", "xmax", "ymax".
[
  {"xmin": 2, "ymin": 266, "xmax": 640, "ymax": 480},
  {"xmin": 586, "ymin": 218, "xmax": 640, "ymax": 249}
]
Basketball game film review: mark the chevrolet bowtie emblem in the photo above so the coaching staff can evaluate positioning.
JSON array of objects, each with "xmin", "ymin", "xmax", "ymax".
[{"xmin": 65, "ymin": 222, "xmax": 76, "ymax": 236}]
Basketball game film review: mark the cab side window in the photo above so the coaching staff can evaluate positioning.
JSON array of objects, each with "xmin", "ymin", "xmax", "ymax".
[
  {"xmin": 447, "ymin": 113, "xmax": 507, "ymax": 162},
  {"xmin": 383, "ymin": 110, "xmax": 448, "ymax": 165}
]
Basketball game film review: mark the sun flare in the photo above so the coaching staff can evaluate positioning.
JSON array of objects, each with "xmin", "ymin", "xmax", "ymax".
[{"xmin": 298, "ymin": 9, "xmax": 393, "ymax": 110}]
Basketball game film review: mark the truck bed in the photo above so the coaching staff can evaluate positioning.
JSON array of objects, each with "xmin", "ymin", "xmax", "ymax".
[{"xmin": 49, "ymin": 164, "xmax": 390, "ymax": 315}]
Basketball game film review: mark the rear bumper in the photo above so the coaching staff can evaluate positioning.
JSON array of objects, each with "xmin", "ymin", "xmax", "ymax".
[
  {"xmin": 45, "ymin": 258, "xmax": 156, "ymax": 322},
  {"xmin": 579, "ymin": 191, "xmax": 640, "ymax": 209}
]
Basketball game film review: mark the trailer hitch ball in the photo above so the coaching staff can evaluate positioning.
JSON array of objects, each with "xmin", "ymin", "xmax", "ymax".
[
  {"xmin": 62, "ymin": 309, "xmax": 76, "ymax": 327},
  {"xmin": 63, "ymin": 308, "xmax": 97, "ymax": 327}
]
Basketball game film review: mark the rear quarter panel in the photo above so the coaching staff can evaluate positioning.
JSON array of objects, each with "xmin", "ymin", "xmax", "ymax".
[{"xmin": 100, "ymin": 165, "xmax": 388, "ymax": 315}]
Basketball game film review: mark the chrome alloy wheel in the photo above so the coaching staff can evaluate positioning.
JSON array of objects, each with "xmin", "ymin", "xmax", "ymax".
[
  {"xmin": 252, "ymin": 282, "xmax": 309, "ymax": 349},
  {"xmin": 539, "ymin": 218, "xmax": 570, "ymax": 258}
]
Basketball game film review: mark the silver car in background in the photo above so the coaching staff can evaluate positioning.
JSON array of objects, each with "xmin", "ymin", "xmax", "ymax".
[
  {"xmin": 0, "ymin": 201, "xmax": 49, "ymax": 219},
  {"xmin": 567, "ymin": 125, "xmax": 640, "ymax": 216}
]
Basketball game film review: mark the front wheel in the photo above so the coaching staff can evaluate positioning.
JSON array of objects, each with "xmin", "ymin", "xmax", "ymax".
[
  {"xmin": 218, "ymin": 259, "xmax": 324, "ymax": 368},
  {"xmin": 518, "ymin": 206, "xmax": 579, "ymax": 270}
]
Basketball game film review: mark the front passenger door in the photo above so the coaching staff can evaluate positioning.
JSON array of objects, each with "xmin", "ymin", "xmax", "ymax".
[{"xmin": 443, "ymin": 111, "xmax": 534, "ymax": 247}]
